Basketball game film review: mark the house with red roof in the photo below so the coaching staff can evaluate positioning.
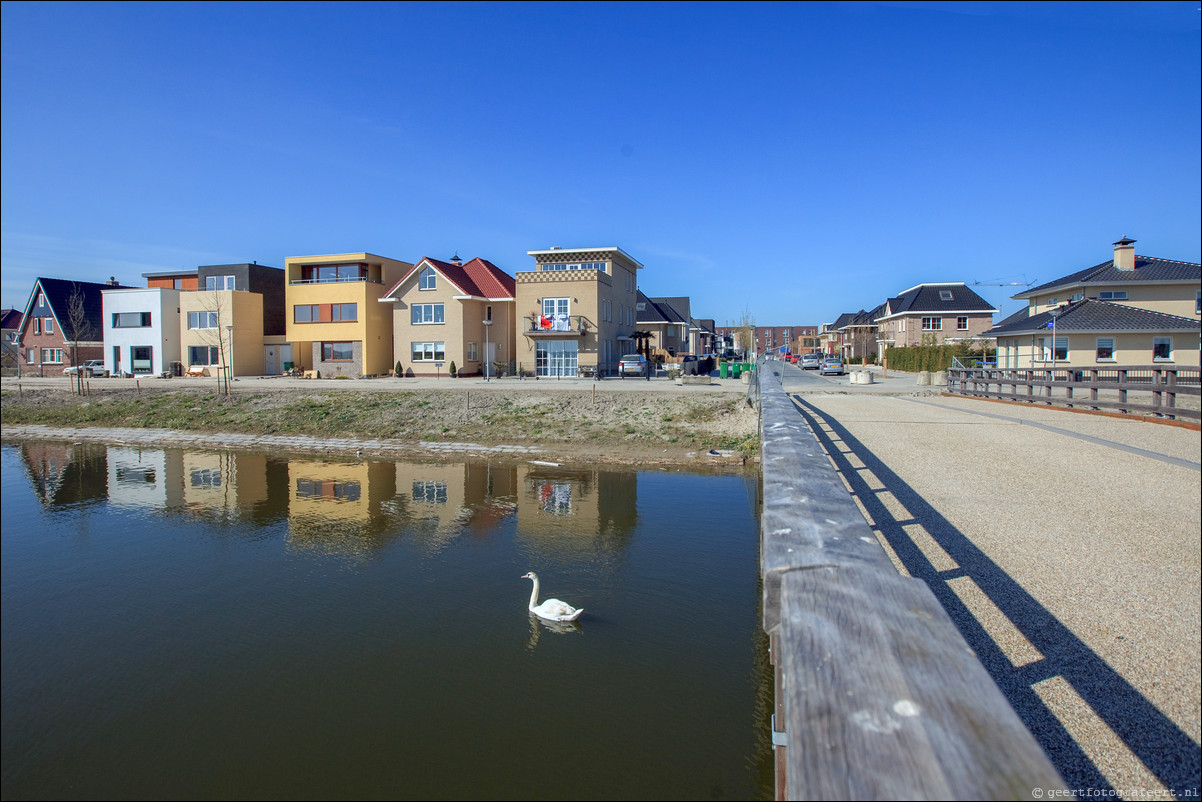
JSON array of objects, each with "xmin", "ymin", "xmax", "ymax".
[{"xmin": 380, "ymin": 254, "xmax": 516, "ymax": 377}]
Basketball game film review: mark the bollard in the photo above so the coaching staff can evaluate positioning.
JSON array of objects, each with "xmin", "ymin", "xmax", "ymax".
[
  {"xmin": 933, "ymin": 370, "xmax": 947, "ymax": 386},
  {"xmin": 917, "ymin": 371, "xmax": 932, "ymax": 386}
]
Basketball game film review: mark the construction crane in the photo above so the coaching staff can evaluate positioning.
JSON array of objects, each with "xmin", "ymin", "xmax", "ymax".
[{"xmin": 970, "ymin": 277, "xmax": 1036, "ymax": 290}]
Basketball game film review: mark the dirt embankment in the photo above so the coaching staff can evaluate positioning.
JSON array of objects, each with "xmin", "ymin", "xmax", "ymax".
[{"xmin": 1, "ymin": 381, "xmax": 760, "ymax": 469}]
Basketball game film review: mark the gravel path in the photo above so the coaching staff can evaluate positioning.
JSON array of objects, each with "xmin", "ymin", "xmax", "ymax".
[{"xmin": 793, "ymin": 392, "xmax": 1200, "ymax": 797}]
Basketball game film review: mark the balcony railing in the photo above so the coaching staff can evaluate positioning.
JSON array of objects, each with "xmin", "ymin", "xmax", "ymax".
[
  {"xmin": 289, "ymin": 277, "xmax": 381, "ymax": 285},
  {"xmin": 525, "ymin": 314, "xmax": 588, "ymax": 335}
]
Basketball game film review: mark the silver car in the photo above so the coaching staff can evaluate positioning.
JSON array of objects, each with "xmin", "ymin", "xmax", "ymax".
[{"xmin": 819, "ymin": 357, "xmax": 845, "ymax": 376}]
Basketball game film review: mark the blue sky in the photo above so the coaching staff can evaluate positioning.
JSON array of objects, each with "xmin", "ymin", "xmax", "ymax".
[{"xmin": 2, "ymin": 1, "xmax": 1199, "ymax": 326}]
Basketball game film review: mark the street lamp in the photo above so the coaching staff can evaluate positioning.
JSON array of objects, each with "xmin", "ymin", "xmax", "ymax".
[{"xmin": 482, "ymin": 318, "xmax": 493, "ymax": 382}]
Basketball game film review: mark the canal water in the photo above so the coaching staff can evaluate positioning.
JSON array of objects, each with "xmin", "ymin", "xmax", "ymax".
[{"xmin": 1, "ymin": 441, "xmax": 772, "ymax": 800}]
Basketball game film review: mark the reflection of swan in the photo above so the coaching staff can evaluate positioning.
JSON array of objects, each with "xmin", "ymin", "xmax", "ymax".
[
  {"xmin": 522, "ymin": 572, "xmax": 584, "ymax": 621},
  {"xmin": 526, "ymin": 613, "xmax": 582, "ymax": 650}
]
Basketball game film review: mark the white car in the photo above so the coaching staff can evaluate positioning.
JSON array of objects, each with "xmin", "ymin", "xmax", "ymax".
[{"xmin": 64, "ymin": 360, "xmax": 108, "ymax": 377}]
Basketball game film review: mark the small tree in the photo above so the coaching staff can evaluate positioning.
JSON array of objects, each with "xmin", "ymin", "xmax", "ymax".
[
  {"xmin": 736, "ymin": 307, "xmax": 755, "ymax": 360},
  {"xmin": 395, "ymin": 360, "xmax": 403, "ymax": 377},
  {"xmin": 62, "ymin": 283, "xmax": 95, "ymax": 395},
  {"xmin": 449, "ymin": 360, "xmax": 458, "ymax": 378}
]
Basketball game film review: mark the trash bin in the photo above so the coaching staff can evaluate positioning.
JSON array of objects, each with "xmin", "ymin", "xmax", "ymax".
[
  {"xmin": 720, "ymin": 361, "xmax": 729, "ymax": 379},
  {"xmin": 732, "ymin": 363, "xmax": 742, "ymax": 379}
]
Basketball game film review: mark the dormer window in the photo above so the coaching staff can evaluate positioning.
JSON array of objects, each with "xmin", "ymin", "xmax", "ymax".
[
  {"xmin": 419, "ymin": 267, "xmax": 437, "ymax": 291},
  {"xmin": 939, "ymin": 290, "xmax": 953, "ymax": 301}
]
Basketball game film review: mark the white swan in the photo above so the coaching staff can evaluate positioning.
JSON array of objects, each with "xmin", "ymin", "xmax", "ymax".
[{"xmin": 522, "ymin": 572, "xmax": 584, "ymax": 622}]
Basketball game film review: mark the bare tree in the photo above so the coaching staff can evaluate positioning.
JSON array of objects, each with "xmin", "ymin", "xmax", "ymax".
[
  {"xmin": 62, "ymin": 283, "xmax": 95, "ymax": 395},
  {"xmin": 736, "ymin": 307, "xmax": 755, "ymax": 360},
  {"xmin": 190, "ymin": 292, "xmax": 232, "ymax": 395}
]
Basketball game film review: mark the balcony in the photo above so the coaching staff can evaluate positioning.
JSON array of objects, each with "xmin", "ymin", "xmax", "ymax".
[
  {"xmin": 524, "ymin": 314, "xmax": 589, "ymax": 337},
  {"xmin": 289, "ymin": 277, "xmax": 381, "ymax": 285}
]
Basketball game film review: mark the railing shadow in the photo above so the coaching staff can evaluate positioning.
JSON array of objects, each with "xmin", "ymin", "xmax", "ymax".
[{"xmin": 790, "ymin": 396, "xmax": 1201, "ymax": 797}]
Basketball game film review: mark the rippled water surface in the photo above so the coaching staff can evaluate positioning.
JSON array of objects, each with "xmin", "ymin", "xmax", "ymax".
[{"xmin": 1, "ymin": 441, "xmax": 771, "ymax": 800}]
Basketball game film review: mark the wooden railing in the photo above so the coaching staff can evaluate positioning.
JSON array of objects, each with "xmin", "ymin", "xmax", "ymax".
[
  {"xmin": 947, "ymin": 365, "xmax": 1200, "ymax": 422},
  {"xmin": 752, "ymin": 359, "xmax": 1065, "ymax": 799}
]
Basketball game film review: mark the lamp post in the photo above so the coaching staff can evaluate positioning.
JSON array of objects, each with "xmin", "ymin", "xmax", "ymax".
[{"xmin": 483, "ymin": 318, "xmax": 493, "ymax": 382}]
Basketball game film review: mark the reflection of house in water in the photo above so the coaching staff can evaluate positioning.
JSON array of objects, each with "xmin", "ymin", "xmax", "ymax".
[
  {"xmin": 516, "ymin": 466, "xmax": 637, "ymax": 559},
  {"xmin": 286, "ymin": 458, "xmax": 400, "ymax": 558},
  {"xmin": 106, "ymin": 446, "xmax": 182, "ymax": 511},
  {"xmin": 387, "ymin": 460, "xmax": 519, "ymax": 552},
  {"xmin": 18, "ymin": 441, "xmax": 109, "ymax": 509},
  {"xmin": 179, "ymin": 451, "xmax": 290, "ymax": 527}
]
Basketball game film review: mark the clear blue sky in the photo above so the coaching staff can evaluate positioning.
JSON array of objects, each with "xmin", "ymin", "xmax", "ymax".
[{"xmin": 3, "ymin": 1, "xmax": 1199, "ymax": 326}]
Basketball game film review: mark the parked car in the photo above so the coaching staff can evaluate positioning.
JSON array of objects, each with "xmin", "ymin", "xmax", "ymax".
[
  {"xmin": 819, "ymin": 357, "xmax": 845, "ymax": 376},
  {"xmin": 618, "ymin": 354, "xmax": 648, "ymax": 377},
  {"xmin": 64, "ymin": 360, "xmax": 108, "ymax": 377},
  {"xmin": 800, "ymin": 353, "xmax": 822, "ymax": 369}
]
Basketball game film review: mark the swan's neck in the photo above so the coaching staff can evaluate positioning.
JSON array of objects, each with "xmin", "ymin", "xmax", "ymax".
[{"xmin": 528, "ymin": 576, "xmax": 540, "ymax": 610}]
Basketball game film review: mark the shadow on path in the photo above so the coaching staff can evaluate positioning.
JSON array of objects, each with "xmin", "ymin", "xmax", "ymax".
[{"xmin": 791, "ymin": 396, "xmax": 1200, "ymax": 798}]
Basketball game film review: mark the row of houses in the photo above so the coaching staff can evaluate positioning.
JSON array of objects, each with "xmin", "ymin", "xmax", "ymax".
[
  {"xmin": 7, "ymin": 246, "xmax": 722, "ymax": 380},
  {"xmin": 821, "ymin": 237, "xmax": 1200, "ymax": 368}
]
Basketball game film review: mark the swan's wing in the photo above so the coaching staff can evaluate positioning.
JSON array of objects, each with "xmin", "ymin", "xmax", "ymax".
[{"xmin": 533, "ymin": 598, "xmax": 582, "ymax": 620}]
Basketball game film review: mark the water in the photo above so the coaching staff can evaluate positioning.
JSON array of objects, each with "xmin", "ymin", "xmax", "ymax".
[{"xmin": 1, "ymin": 441, "xmax": 772, "ymax": 800}]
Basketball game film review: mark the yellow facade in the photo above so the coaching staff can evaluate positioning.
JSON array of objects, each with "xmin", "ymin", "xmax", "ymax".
[
  {"xmin": 284, "ymin": 252, "xmax": 413, "ymax": 378},
  {"xmin": 179, "ymin": 290, "xmax": 264, "ymax": 376}
]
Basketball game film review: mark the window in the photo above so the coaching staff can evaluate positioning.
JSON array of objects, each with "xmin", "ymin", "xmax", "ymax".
[
  {"xmin": 939, "ymin": 290, "xmax": 953, "ymax": 301},
  {"xmin": 113, "ymin": 312, "xmax": 151, "ymax": 328},
  {"xmin": 332, "ymin": 303, "xmax": 357, "ymax": 322},
  {"xmin": 1046, "ymin": 298, "xmax": 1058, "ymax": 307},
  {"xmin": 188, "ymin": 311, "xmax": 219, "ymax": 329},
  {"xmin": 297, "ymin": 478, "xmax": 361, "ymax": 501},
  {"xmin": 467, "ymin": 342, "xmax": 479, "ymax": 361},
  {"xmin": 543, "ymin": 261, "xmax": 605, "ymax": 272},
  {"xmin": 191, "ymin": 469, "xmax": 222, "ymax": 488},
  {"xmin": 1195, "ymin": 290, "xmax": 1200, "ymax": 315},
  {"xmin": 1096, "ymin": 338, "xmax": 1115, "ymax": 361},
  {"xmin": 40, "ymin": 348, "xmax": 64, "ymax": 364},
  {"xmin": 543, "ymin": 297, "xmax": 570, "ymax": 317},
  {"xmin": 957, "ymin": 316, "xmax": 968, "ymax": 330},
  {"xmin": 419, "ymin": 267, "xmax": 437, "ymax": 290},
  {"xmin": 535, "ymin": 340, "xmax": 578, "ymax": 377},
  {"xmin": 189, "ymin": 346, "xmax": 220, "ymax": 366},
  {"xmin": 1038, "ymin": 337, "xmax": 1068, "ymax": 362},
  {"xmin": 1070, "ymin": 292, "xmax": 1084, "ymax": 302},
  {"xmin": 411, "ymin": 342, "xmax": 446, "ymax": 362},
  {"xmin": 921, "ymin": 317, "xmax": 942, "ymax": 330},
  {"xmin": 411, "ymin": 303, "xmax": 444, "ymax": 324},
  {"xmin": 294, "ymin": 304, "xmax": 318, "ymax": 323},
  {"xmin": 33, "ymin": 318, "xmax": 40, "ymax": 335},
  {"xmin": 205, "ymin": 275, "xmax": 236, "ymax": 291},
  {"xmin": 1098, "ymin": 291, "xmax": 1128, "ymax": 301},
  {"xmin": 301, "ymin": 263, "xmax": 367, "ymax": 283},
  {"xmin": 321, "ymin": 342, "xmax": 354, "ymax": 361},
  {"xmin": 1152, "ymin": 337, "xmax": 1172, "ymax": 362},
  {"xmin": 44, "ymin": 318, "xmax": 53, "ymax": 334},
  {"xmin": 131, "ymin": 346, "xmax": 153, "ymax": 372}
]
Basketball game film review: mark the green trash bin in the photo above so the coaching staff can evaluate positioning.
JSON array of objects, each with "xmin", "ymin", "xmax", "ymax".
[
  {"xmin": 732, "ymin": 363, "xmax": 742, "ymax": 379},
  {"xmin": 720, "ymin": 361, "xmax": 729, "ymax": 379}
]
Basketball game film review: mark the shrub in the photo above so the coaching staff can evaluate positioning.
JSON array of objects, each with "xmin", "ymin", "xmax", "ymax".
[{"xmin": 449, "ymin": 360, "xmax": 458, "ymax": 378}]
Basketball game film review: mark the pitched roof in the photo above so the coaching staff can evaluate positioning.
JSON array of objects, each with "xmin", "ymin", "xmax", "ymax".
[
  {"xmin": 1, "ymin": 308, "xmax": 22, "ymax": 329},
  {"xmin": 1016, "ymin": 255, "xmax": 1201, "ymax": 299},
  {"xmin": 384, "ymin": 257, "xmax": 515, "ymax": 300},
  {"xmin": 878, "ymin": 283, "xmax": 996, "ymax": 318},
  {"xmin": 985, "ymin": 299, "xmax": 1201, "ymax": 337},
  {"xmin": 21, "ymin": 277, "xmax": 132, "ymax": 337},
  {"xmin": 636, "ymin": 291, "xmax": 688, "ymax": 325}
]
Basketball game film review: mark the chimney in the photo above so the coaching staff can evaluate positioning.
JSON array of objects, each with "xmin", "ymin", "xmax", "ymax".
[
  {"xmin": 1113, "ymin": 236, "xmax": 1136, "ymax": 271},
  {"xmin": 107, "ymin": 276, "xmax": 119, "ymax": 286},
  {"xmin": 450, "ymin": 252, "xmax": 462, "ymax": 266}
]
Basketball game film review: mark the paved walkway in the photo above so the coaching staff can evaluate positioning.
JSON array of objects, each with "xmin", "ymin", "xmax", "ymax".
[{"xmin": 790, "ymin": 391, "xmax": 1200, "ymax": 797}]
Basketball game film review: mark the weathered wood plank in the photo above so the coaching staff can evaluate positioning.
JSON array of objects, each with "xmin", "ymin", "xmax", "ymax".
[{"xmin": 780, "ymin": 565, "xmax": 1065, "ymax": 800}]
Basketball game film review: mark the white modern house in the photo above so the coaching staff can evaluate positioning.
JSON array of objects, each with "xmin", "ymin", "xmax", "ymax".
[{"xmin": 102, "ymin": 287, "xmax": 181, "ymax": 377}]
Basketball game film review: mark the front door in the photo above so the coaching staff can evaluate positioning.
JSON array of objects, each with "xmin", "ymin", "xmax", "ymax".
[{"xmin": 265, "ymin": 347, "xmax": 276, "ymax": 375}]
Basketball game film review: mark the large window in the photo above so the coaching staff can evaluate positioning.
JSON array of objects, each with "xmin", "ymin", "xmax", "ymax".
[
  {"xmin": 188, "ymin": 311, "xmax": 218, "ymax": 329},
  {"xmin": 301, "ymin": 263, "xmax": 367, "ymax": 283},
  {"xmin": 294, "ymin": 304, "xmax": 318, "ymax": 323},
  {"xmin": 1153, "ymin": 337, "xmax": 1172, "ymax": 362},
  {"xmin": 40, "ymin": 348, "xmax": 64, "ymax": 364},
  {"xmin": 921, "ymin": 317, "xmax": 942, "ymax": 331},
  {"xmin": 113, "ymin": 312, "xmax": 151, "ymax": 328},
  {"xmin": 332, "ymin": 303, "xmax": 357, "ymax": 321},
  {"xmin": 294, "ymin": 303, "xmax": 356, "ymax": 323},
  {"xmin": 535, "ymin": 340, "xmax": 578, "ymax": 377},
  {"xmin": 205, "ymin": 275, "xmax": 236, "ymax": 291},
  {"xmin": 1098, "ymin": 291, "xmax": 1128, "ymax": 301},
  {"xmin": 411, "ymin": 342, "xmax": 446, "ymax": 362},
  {"xmin": 189, "ymin": 345, "xmax": 220, "ymax": 366},
  {"xmin": 419, "ymin": 267, "xmax": 437, "ymax": 290},
  {"xmin": 1039, "ymin": 337, "xmax": 1068, "ymax": 362},
  {"xmin": 411, "ymin": 303, "xmax": 444, "ymax": 324},
  {"xmin": 1096, "ymin": 338, "xmax": 1115, "ymax": 361},
  {"xmin": 321, "ymin": 342, "xmax": 354, "ymax": 361}
]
